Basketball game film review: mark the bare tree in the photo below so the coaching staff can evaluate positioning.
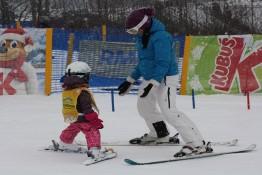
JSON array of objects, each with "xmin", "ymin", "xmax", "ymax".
[
  {"xmin": 1, "ymin": 0, "xmax": 262, "ymax": 34},
  {"xmin": 0, "ymin": 0, "xmax": 13, "ymax": 26}
]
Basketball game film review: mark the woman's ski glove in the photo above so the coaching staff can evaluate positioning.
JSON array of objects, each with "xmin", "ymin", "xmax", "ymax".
[
  {"xmin": 140, "ymin": 79, "xmax": 160, "ymax": 98},
  {"xmin": 140, "ymin": 83, "xmax": 153, "ymax": 97},
  {"xmin": 118, "ymin": 81, "xmax": 132, "ymax": 95}
]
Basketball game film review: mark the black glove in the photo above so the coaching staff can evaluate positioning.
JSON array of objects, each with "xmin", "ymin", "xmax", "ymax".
[
  {"xmin": 140, "ymin": 83, "xmax": 153, "ymax": 98},
  {"xmin": 118, "ymin": 81, "xmax": 132, "ymax": 95}
]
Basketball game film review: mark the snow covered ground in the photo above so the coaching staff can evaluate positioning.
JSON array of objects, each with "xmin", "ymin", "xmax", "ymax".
[{"xmin": 0, "ymin": 93, "xmax": 261, "ymax": 175}]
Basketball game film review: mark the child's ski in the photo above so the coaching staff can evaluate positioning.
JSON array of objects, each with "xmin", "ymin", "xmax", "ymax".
[
  {"xmin": 83, "ymin": 149, "xmax": 117, "ymax": 166},
  {"xmin": 43, "ymin": 140, "xmax": 88, "ymax": 154}
]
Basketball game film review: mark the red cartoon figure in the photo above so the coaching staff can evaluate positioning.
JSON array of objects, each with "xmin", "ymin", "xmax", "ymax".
[{"xmin": 0, "ymin": 27, "xmax": 38, "ymax": 95}]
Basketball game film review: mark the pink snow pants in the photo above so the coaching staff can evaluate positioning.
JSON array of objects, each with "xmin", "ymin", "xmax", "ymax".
[{"xmin": 60, "ymin": 122, "xmax": 101, "ymax": 149}]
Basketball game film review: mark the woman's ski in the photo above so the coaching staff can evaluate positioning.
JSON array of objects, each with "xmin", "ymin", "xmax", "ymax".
[
  {"xmin": 124, "ymin": 144, "xmax": 256, "ymax": 165},
  {"xmin": 76, "ymin": 138, "xmax": 239, "ymax": 147}
]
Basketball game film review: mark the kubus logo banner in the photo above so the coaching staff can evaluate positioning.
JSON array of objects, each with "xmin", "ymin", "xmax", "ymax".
[{"xmin": 186, "ymin": 35, "xmax": 262, "ymax": 94}]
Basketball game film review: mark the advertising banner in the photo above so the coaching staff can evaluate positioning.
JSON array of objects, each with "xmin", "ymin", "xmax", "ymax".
[
  {"xmin": 0, "ymin": 28, "xmax": 47, "ymax": 95},
  {"xmin": 183, "ymin": 35, "xmax": 262, "ymax": 94}
]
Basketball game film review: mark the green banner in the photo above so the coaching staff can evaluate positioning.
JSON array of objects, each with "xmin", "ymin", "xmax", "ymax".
[{"xmin": 186, "ymin": 35, "xmax": 262, "ymax": 94}]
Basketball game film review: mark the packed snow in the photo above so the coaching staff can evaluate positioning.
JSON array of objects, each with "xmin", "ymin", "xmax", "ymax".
[{"xmin": 0, "ymin": 93, "xmax": 261, "ymax": 175}]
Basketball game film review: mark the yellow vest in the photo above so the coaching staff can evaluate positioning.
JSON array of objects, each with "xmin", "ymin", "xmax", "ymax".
[{"xmin": 62, "ymin": 88, "xmax": 83, "ymax": 123}]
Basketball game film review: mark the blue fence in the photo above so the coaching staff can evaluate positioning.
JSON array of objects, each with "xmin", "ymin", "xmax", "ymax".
[
  {"xmin": 52, "ymin": 27, "xmax": 185, "ymax": 53},
  {"xmin": 52, "ymin": 28, "xmax": 102, "ymax": 51},
  {"xmin": 0, "ymin": 21, "xmax": 33, "ymax": 28},
  {"xmin": 51, "ymin": 27, "xmax": 185, "ymax": 93}
]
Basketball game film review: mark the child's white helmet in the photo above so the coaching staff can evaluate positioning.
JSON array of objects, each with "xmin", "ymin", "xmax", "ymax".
[{"xmin": 66, "ymin": 61, "xmax": 91, "ymax": 77}]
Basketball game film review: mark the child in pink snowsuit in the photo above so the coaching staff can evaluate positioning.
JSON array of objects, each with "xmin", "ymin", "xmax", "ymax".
[{"xmin": 59, "ymin": 61, "xmax": 103, "ymax": 151}]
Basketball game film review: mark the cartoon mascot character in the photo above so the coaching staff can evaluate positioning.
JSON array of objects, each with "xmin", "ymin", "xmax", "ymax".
[{"xmin": 0, "ymin": 27, "xmax": 38, "ymax": 95}]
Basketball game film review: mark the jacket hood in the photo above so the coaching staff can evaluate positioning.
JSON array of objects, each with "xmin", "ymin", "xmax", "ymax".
[{"xmin": 150, "ymin": 18, "xmax": 166, "ymax": 33}]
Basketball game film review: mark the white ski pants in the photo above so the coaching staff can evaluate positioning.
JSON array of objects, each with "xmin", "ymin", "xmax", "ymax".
[{"xmin": 137, "ymin": 75, "xmax": 204, "ymax": 147}]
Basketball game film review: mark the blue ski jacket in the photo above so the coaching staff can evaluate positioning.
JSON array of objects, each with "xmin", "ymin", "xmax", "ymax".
[{"xmin": 130, "ymin": 18, "xmax": 178, "ymax": 83}]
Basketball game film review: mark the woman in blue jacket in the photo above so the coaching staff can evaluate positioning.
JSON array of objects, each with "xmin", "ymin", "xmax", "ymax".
[{"xmin": 118, "ymin": 7, "xmax": 212, "ymax": 157}]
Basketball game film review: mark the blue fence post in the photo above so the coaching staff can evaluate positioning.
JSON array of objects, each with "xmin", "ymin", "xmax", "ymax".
[
  {"xmin": 111, "ymin": 89, "xmax": 115, "ymax": 112},
  {"xmin": 192, "ymin": 89, "xmax": 195, "ymax": 109}
]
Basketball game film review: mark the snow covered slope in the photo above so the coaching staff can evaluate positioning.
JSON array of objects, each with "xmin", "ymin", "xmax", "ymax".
[{"xmin": 0, "ymin": 94, "xmax": 261, "ymax": 175}]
